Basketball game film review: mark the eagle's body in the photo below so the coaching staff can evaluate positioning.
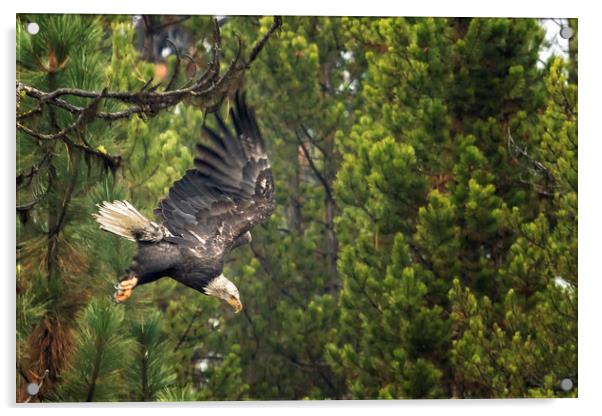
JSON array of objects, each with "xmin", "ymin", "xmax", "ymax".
[
  {"xmin": 131, "ymin": 240, "xmax": 224, "ymax": 292},
  {"xmin": 94, "ymin": 93, "xmax": 275, "ymax": 311}
]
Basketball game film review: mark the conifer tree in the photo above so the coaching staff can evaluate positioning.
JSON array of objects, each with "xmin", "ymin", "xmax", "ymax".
[
  {"xmin": 17, "ymin": 14, "xmax": 115, "ymax": 399},
  {"xmin": 195, "ymin": 16, "xmax": 366, "ymax": 399},
  {"xmin": 449, "ymin": 56, "xmax": 577, "ymax": 398},
  {"xmin": 16, "ymin": 14, "xmax": 280, "ymax": 402},
  {"xmin": 53, "ymin": 299, "xmax": 131, "ymax": 402},
  {"xmin": 124, "ymin": 311, "xmax": 177, "ymax": 401},
  {"xmin": 16, "ymin": 15, "xmax": 577, "ymax": 401},
  {"xmin": 327, "ymin": 17, "xmax": 576, "ymax": 399}
]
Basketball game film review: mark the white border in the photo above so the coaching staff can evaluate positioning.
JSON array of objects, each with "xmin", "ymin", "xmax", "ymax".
[
  {"xmin": 3, "ymin": 1, "xmax": 599, "ymax": 415},
  {"xmin": 8, "ymin": 0, "xmax": 581, "ymax": 17}
]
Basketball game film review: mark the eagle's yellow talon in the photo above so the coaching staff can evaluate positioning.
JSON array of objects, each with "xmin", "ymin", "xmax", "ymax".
[
  {"xmin": 113, "ymin": 288, "xmax": 132, "ymax": 303},
  {"xmin": 113, "ymin": 275, "xmax": 138, "ymax": 303},
  {"xmin": 94, "ymin": 95, "xmax": 270, "ymax": 315}
]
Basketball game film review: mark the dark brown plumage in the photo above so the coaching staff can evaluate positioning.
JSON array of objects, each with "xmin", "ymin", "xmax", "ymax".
[{"xmin": 94, "ymin": 92, "xmax": 275, "ymax": 311}]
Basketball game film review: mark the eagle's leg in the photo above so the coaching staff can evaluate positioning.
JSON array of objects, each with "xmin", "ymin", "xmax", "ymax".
[{"xmin": 113, "ymin": 274, "xmax": 138, "ymax": 303}]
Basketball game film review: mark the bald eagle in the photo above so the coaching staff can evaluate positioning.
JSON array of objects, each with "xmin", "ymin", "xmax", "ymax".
[{"xmin": 93, "ymin": 93, "xmax": 275, "ymax": 313}]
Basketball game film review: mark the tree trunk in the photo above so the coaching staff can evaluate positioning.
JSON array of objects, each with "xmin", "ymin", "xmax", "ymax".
[
  {"xmin": 323, "ymin": 131, "xmax": 339, "ymax": 292},
  {"xmin": 287, "ymin": 153, "xmax": 303, "ymax": 234}
]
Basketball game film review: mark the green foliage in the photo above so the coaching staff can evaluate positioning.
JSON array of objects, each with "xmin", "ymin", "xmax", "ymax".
[
  {"xmin": 17, "ymin": 271, "xmax": 47, "ymax": 345},
  {"xmin": 188, "ymin": 16, "xmax": 364, "ymax": 400},
  {"xmin": 54, "ymin": 299, "xmax": 131, "ymax": 402},
  {"xmin": 328, "ymin": 17, "xmax": 576, "ymax": 399},
  {"xmin": 16, "ymin": 15, "xmax": 577, "ymax": 401},
  {"xmin": 196, "ymin": 344, "xmax": 250, "ymax": 400},
  {"xmin": 156, "ymin": 385, "xmax": 198, "ymax": 402},
  {"xmin": 447, "ymin": 57, "xmax": 577, "ymax": 398},
  {"xmin": 326, "ymin": 230, "xmax": 448, "ymax": 399},
  {"xmin": 124, "ymin": 311, "xmax": 177, "ymax": 401}
]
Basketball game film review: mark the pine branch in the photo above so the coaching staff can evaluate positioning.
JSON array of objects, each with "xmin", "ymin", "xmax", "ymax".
[{"xmin": 16, "ymin": 16, "xmax": 282, "ymax": 131}]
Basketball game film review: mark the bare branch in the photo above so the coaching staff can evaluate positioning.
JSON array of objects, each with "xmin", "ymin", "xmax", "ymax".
[
  {"xmin": 247, "ymin": 16, "xmax": 282, "ymax": 66},
  {"xmin": 300, "ymin": 124, "xmax": 328, "ymax": 156},
  {"xmin": 17, "ymin": 88, "xmax": 108, "ymax": 142},
  {"xmin": 16, "ymin": 17, "xmax": 283, "ymax": 132},
  {"xmin": 173, "ymin": 306, "xmax": 204, "ymax": 353},
  {"xmin": 209, "ymin": 17, "xmax": 221, "ymax": 80},
  {"xmin": 506, "ymin": 126, "xmax": 561, "ymax": 197},
  {"xmin": 17, "ymin": 120, "xmax": 76, "ymax": 142},
  {"xmin": 507, "ymin": 127, "xmax": 553, "ymax": 180},
  {"xmin": 164, "ymin": 39, "xmax": 182, "ymax": 92},
  {"xmin": 295, "ymin": 131, "xmax": 333, "ymax": 199},
  {"xmin": 17, "ymin": 153, "xmax": 50, "ymax": 189},
  {"xmin": 18, "ymin": 82, "xmax": 148, "ymax": 121}
]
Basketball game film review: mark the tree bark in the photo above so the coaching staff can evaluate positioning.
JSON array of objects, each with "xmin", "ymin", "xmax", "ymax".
[{"xmin": 287, "ymin": 152, "xmax": 303, "ymax": 234}]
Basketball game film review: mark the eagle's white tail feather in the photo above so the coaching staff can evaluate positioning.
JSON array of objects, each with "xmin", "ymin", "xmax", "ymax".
[{"xmin": 94, "ymin": 200, "xmax": 151, "ymax": 241}]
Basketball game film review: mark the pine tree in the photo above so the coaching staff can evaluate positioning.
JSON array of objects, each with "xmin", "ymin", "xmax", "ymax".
[
  {"xmin": 124, "ymin": 311, "xmax": 177, "ymax": 401},
  {"xmin": 16, "ymin": 14, "xmax": 279, "ymax": 402},
  {"xmin": 17, "ymin": 14, "xmax": 114, "ymax": 399},
  {"xmin": 53, "ymin": 299, "xmax": 131, "ymax": 402},
  {"xmin": 198, "ymin": 16, "xmax": 366, "ymax": 399},
  {"xmin": 16, "ymin": 15, "xmax": 577, "ymax": 401},
  {"xmin": 137, "ymin": 15, "xmax": 361, "ymax": 400},
  {"xmin": 327, "ymin": 17, "xmax": 576, "ymax": 399},
  {"xmin": 449, "ymin": 56, "xmax": 577, "ymax": 398}
]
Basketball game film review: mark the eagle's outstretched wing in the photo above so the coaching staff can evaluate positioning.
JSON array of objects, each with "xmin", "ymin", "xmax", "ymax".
[{"xmin": 154, "ymin": 92, "xmax": 275, "ymax": 256}]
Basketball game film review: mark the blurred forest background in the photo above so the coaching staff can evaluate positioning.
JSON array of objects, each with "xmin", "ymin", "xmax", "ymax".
[{"xmin": 16, "ymin": 15, "xmax": 577, "ymax": 401}]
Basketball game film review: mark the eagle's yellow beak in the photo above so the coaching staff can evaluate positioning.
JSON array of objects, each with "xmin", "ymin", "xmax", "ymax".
[{"xmin": 227, "ymin": 297, "xmax": 243, "ymax": 313}]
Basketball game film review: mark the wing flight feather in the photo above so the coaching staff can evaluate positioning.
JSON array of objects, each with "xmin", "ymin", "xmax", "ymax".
[{"xmin": 155, "ymin": 92, "xmax": 275, "ymax": 256}]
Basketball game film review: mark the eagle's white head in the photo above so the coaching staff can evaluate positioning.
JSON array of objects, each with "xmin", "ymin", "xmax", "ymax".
[{"xmin": 203, "ymin": 274, "xmax": 242, "ymax": 313}]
